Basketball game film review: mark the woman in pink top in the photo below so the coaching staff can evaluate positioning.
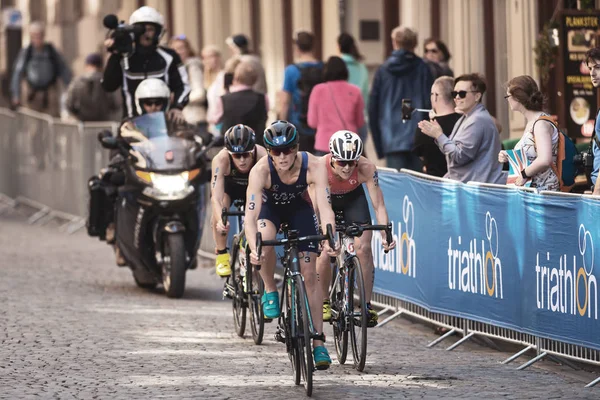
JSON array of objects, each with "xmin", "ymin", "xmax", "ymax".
[{"xmin": 307, "ymin": 56, "xmax": 365, "ymax": 154}]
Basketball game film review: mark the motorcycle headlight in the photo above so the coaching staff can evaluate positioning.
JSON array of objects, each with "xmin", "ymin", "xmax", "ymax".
[{"xmin": 142, "ymin": 172, "xmax": 194, "ymax": 200}]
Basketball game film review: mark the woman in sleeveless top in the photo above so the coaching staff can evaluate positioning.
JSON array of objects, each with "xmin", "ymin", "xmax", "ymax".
[{"xmin": 498, "ymin": 75, "xmax": 559, "ymax": 191}]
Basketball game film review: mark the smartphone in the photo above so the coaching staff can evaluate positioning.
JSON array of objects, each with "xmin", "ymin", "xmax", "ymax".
[{"xmin": 401, "ymin": 99, "xmax": 413, "ymax": 121}]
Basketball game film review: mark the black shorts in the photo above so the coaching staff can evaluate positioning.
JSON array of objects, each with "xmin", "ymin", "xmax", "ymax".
[
  {"xmin": 223, "ymin": 179, "xmax": 247, "ymax": 203},
  {"xmin": 331, "ymin": 185, "xmax": 371, "ymax": 226},
  {"xmin": 258, "ymin": 200, "xmax": 319, "ymax": 253}
]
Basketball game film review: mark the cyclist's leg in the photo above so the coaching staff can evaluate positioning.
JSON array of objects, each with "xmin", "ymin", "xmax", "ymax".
[
  {"xmin": 257, "ymin": 203, "xmax": 280, "ymax": 318},
  {"xmin": 316, "ymin": 250, "xmax": 332, "ymax": 321},
  {"xmin": 355, "ymin": 231, "xmax": 374, "ymax": 302},
  {"xmin": 213, "ymin": 193, "xmax": 232, "ymax": 276}
]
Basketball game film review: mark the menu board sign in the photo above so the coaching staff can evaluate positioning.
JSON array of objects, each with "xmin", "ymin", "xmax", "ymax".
[{"xmin": 560, "ymin": 12, "xmax": 600, "ymax": 138}]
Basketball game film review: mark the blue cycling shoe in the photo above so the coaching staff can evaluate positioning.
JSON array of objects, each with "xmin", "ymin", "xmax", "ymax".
[
  {"xmin": 261, "ymin": 291, "xmax": 281, "ymax": 319},
  {"xmin": 313, "ymin": 346, "xmax": 331, "ymax": 370}
]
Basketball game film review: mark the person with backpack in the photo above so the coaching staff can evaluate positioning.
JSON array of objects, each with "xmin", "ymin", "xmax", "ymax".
[
  {"xmin": 65, "ymin": 53, "xmax": 120, "ymax": 122},
  {"xmin": 278, "ymin": 30, "xmax": 323, "ymax": 152},
  {"xmin": 497, "ymin": 75, "xmax": 560, "ymax": 190},
  {"xmin": 10, "ymin": 21, "xmax": 72, "ymax": 117}
]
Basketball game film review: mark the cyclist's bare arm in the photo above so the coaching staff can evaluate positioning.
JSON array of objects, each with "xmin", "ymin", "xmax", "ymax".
[
  {"xmin": 255, "ymin": 144, "xmax": 268, "ymax": 160},
  {"xmin": 210, "ymin": 150, "xmax": 230, "ymax": 226},
  {"xmin": 245, "ymin": 158, "xmax": 270, "ymax": 258},
  {"xmin": 360, "ymin": 161, "xmax": 396, "ymax": 249}
]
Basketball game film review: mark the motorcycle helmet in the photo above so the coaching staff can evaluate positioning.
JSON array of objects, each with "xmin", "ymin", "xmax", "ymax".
[
  {"xmin": 329, "ymin": 130, "xmax": 363, "ymax": 161},
  {"xmin": 129, "ymin": 6, "xmax": 165, "ymax": 44},
  {"xmin": 134, "ymin": 78, "xmax": 171, "ymax": 115},
  {"xmin": 263, "ymin": 120, "xmax": 298, "ymax": 149},
  {"xmin": 224, "ymin": 124, "xmax": 256, "ymax": 153}
]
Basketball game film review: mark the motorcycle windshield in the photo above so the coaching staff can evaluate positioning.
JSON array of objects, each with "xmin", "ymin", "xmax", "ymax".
[{"xmin": 127, "ymin": 113, "xmax": 198, "ymax": 171}]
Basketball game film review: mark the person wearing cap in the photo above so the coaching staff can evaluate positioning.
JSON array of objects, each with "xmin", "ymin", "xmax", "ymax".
[
  {"xmin": 10, "ymin": 21, "xmax": 72, "ymax": 117},
  {"xmin": 65, "ymin": 53, "xmax": 120, "ymax": 122},
  {"xmin": 225, "ymin": 33, "xmax": 267, "ymax": 94},
  {"xmin": 102, "ymin": 6, "xmax": 190, "ymax": 122}
]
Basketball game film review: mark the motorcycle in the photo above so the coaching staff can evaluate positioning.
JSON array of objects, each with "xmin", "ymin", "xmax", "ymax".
[{"xmin": 90, "ymin": 112, "xmax": 212, "ymax": 298}]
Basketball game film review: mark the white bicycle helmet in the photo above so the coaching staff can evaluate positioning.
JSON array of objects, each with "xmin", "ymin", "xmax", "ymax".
[
  {"xmin": 129, "ymin": 6, "xmax": 165, "ymax": 42},
  {"xmin": 329, "ymin": 130, "xmax": 364, "ymax": 161},
  {"xmin": 134, "ymin": 78, "xmax": 171, "ymax": 115}
]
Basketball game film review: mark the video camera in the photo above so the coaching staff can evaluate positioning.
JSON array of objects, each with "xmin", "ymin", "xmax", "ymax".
[
  {"xmin": 573, "ymin": 140, "xmax": 596, "ymax": 185},
  {"xmin": 103, "ymin": 14, "xmax": 145, "ymax": 56},
  {"xmin": 401, "ymin": 99, "xmax": 431, "ymax": 123}
]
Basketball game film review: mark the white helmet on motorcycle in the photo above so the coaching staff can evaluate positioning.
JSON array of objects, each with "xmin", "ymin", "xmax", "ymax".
[
  {"xmin": 329, "ymin": 130, "xmax": 363, "ymax": 161},
  {"xmin": 129, "ymin": 6, "xmax": 165, "ymax": 43},
  {"xmin": 134, "ymin": 78, "xmax": 171, "ymax": 115}
]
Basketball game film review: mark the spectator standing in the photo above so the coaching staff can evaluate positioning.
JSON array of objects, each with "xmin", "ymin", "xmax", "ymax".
[
  {"xmin": 201, "ymin": 45, "xmax": 223, "ymax": 91},
  {"xmin": 498, "ymin": 75, "xmax": 559, "ymax": 190},
  {"xmin": 65, "ymin": 53, "xmax": 120, "ymax": 122},
  {"xmin": 278, "ymin": 30, "xmax": 324, "ymax": 152},
  {"xmin": 423, "ymin": 38, "xmax": 454, "ymax": 79},
  {"xmin": 218, "ymin": 61, "xmax": 269, "ymax": 145},
  {"xmin": 369, "ymin": 26, "xmax": 433, "ymax": 170},
  {"xmin": 337, "ymin": 33, "xmax": 369, "ymax": 141},
  {"xmin": 418, "ymin": 73, "xmax": 504, "ymax": 184},
  {"xmin": 225, "ymin": 34, "xmax": 267, "ymax": 94},
  {"xmin": 169, "ymin": 35, "xmax": 207, "ymax": 128},
  {"xmin": 207, "ymin": 57, "xmax": 242, "ymax": 135},
  {"xmin": 307, "ymin": 56, "xmax": 364, "ymax": 155},
  {"xmin": 586, "ymin": 48, "xmax": 600, "ymax": 196},
  {"xmin": 413, "ymin": 76, "xmax": 461, "ymax": 177},
  {"xmin": 10, "ymin": 21, "xmax": 72, "ymax": 117}
]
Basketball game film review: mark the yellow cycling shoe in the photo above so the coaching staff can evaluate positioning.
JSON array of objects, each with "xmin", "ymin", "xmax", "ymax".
[
  {"xmin": 215, "ymin": 253, "xmax": 231, "ymax": 277},
  {"xmin": 323, "ymin": 300, "xmax": 332, "ymax": 322},
  {"xmin": 367, "ymin": 303, "xmax": 378, "ymax": 327}
]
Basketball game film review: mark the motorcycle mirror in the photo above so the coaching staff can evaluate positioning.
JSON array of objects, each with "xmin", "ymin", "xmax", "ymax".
[{"xmin": 100, "ymin": 136, "xmax": 119, "ymax": 150}]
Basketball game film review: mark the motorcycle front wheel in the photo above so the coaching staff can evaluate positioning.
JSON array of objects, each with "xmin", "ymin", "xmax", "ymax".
[{"xmin": 162, "ymin": 233, "xmax": 186, "ymax": 298}]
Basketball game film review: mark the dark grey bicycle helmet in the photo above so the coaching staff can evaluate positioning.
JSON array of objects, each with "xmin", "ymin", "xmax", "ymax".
[
  {"xmin": 263, "ymin": 120, "xmax": 298, "ymax": 149},
  {"xmin": 224, "ymin": 124, "xmax": 256, "ymax": 153}
]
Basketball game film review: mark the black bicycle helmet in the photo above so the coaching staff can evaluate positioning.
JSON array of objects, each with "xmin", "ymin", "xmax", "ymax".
[
  {"xmin": 224, "ymin": 124, "xmax": 256, "ymax": 153},
  {"xmin": 263, "ymin": 120, "xmax": 298, "ymax": 149}
]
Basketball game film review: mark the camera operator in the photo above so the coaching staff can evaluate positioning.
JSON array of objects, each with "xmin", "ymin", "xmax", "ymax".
[
  {"xmin": 101, "ymin": 6, "xmax": 190, "ymax": 123},
  {"xmin": 585, "ymin": 48, "xmax": 600, "ymax": 196}
]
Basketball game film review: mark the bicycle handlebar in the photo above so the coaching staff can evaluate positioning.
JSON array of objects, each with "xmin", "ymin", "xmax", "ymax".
[
  {"xmin": 255, "ymin": 223, "xmax": 336, "ymax": 260},
  {"xmin": 341, "ymin": 222, "xmax": 393, "ymax": 254},
  {"xmin": 221, "ymin": 207, "xmax": 245, "ymax": 226}
]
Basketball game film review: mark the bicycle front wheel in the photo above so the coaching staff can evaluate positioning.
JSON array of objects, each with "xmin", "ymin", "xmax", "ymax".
[
  {"xmin": 330, "ymin": 258, "xmax": 348, "ymax": 364},
  {"xmin": 230, "ymin": 236, "xmax": 246, "ymax": 337},
  {"xmin": 248, "ymin": 264, "xmax": 265, "ymax": 345},
  {"xmin": 348, "ymin": 257, "xmax": 368, "ymax": 371},
  {"xmin": 294, "ymin": 275, "xmax": 314, "ymax": 396}
]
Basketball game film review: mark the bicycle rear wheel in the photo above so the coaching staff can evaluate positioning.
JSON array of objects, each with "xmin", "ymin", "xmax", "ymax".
[
  {"xmin": 330, "ymin": 259, "xmax": 348, "ymax": 364},
  {"xmin": 230, "ymin": 236, "xmax": 246, "ymax": 337},
  {"xmin": 348, "ymin": 257, "xmax": 368, "ymax": 371},
  {"xmin": 248, "ymin": 264, "xmax": 265, "ymax": 345},
  {"xmin": 295, "ymin": 275, "xmax": 314, "ymax": 397}
]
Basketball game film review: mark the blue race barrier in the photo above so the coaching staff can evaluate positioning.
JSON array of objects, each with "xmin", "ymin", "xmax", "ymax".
[{"xmin": 371, "ymin": 170, "xmax": 600, "ymax": 350}]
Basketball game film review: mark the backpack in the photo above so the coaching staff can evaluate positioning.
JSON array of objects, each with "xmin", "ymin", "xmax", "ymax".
[
  {"xmin": 533, "ymin": 116, "xmax": 578, "ymax": 192},
  {"xmin": 23, "ymin": 43, "xmax": 61, "ymax": 91},
  {"xmin": 295, "ymin": 63, "xmax": 323, "ymax": 130},
  {"xmin": 67, "ymin": 74, "xmax": 114, "ymax": 121}
]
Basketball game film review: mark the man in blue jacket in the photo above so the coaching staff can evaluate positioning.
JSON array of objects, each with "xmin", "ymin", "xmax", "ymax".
[{"xmin": 369, "ymin": 26, "xmax": 434, "ymax": 170}]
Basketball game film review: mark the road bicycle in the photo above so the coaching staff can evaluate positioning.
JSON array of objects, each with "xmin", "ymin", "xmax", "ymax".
[
  {"xmin": 222, "ymin": 200, "xmax": 266, "ymax": 344},
  {"xmin": 255, "ymin": 223, "xmax": 335, "ymax": 397},
  {"xmin": 329, "ymin": 222, "xmax": 392, "ymax": 372}
]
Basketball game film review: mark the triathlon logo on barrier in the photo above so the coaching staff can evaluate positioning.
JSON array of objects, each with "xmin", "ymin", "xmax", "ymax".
[
  {"xmin": 372, "ymin": 196, "xmax": 416, "ymax": 278},
  {"xmin": 447, "ymin": 212, "xmax": 503, "ymax": 299},
  {"xmin": 535, "ymin": 224, "xmax": 597, "ymax": 319}
]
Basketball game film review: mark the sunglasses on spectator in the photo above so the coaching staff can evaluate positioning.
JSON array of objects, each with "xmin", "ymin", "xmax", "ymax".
[
  {"xmin": 269, "ymin": 146, "xmax": 296, "ymax": 156},
  {"xmin": 141, "ymin": 99, "xmax": 166, "ymax": 107},
  {"xmin": 333, "ymin": 159, "xmax": 357, "ymax": 168},
  {"xmin": 229, "ymin": 151, "xmax": 253, "ymax": 159},
  {"xmin": 451, "ymin": 90, "xmax": 478, "ymax": 99},
  {"xmin": 424, "ymin": 48, "xmax": 439, "ymax": 54}
]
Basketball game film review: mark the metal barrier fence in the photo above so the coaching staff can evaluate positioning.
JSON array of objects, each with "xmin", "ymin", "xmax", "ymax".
[{"xmin": 0, "ymin": 107, "xmax": 598, "ymax": 388}]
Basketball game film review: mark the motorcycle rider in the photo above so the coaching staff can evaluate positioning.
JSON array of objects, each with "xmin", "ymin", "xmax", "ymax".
[
  {"xmin": 245, "ymin": 120, "xmax": 339, "ymax": 369},
  {"xmin": 315, "ymin": 131, "xmax": 396, "ymax": 326},
  {"xmin": 102, "ymin": 6, "xmax": 190, "ymax": 122},
  {"xmin": 211, "ymin": 124, "xmax": 267, "ymax": 277}
]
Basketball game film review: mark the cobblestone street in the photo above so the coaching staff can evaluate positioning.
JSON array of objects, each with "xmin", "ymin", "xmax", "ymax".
[{"xmin": 0, "ymin": 207, "xmax": 598, "ymax": 399}]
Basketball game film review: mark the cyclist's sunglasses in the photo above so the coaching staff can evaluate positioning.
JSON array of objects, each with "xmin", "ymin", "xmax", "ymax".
[
  {"xmin": 451, "ymin": 90, "xmax": 479, "ymax": 99},
  {"xmin": 141, "ymin": 98, "xmax": 166, "ymax": 107},
  {"xmin": 269, "ymin": 146, "xmax": 297, "ymax": 156},
  {"xmin": 333, "ymin": 159, "xmax": 357, "ymax": 168},
  {"xmin": 229, "ymin": 151, "xmax": 253, "ymax": 159}
]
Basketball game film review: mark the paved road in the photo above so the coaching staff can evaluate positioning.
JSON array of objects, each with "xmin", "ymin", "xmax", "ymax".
[{"xmin": 0, "ymin": 206, "xmax": 598, "ymax": 399}]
